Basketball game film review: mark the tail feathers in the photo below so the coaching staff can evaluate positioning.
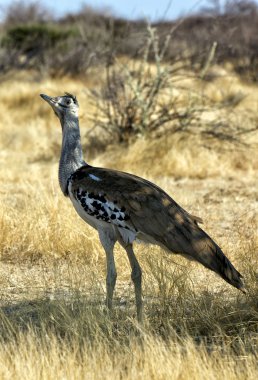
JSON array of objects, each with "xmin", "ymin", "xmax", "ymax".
[
  {"xmin": 212, "ymin": 244, "xmax": 246, "ymax": 293},
  {"xmin": 162, "ymin": 218, "xmax": 246, "ymax": 292},
  {"xmin": 192, "ymin": 236, "xmax": 246, "ymax": 293}
]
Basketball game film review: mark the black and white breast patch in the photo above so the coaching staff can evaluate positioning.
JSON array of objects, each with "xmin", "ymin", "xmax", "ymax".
[{"xmin": 75, "ymin": 188, "xmax": 134, "ymax": 230}]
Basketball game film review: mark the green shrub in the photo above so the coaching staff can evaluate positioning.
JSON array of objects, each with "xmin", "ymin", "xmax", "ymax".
[{"xmin": 2, "ymin": 24, "xmax": 77, "ymax": 52}]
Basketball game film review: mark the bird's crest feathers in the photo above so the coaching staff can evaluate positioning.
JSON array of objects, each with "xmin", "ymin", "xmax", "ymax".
[{"xmin": 65, "ymin": 92, "xmax": 78, "ymax": 104}]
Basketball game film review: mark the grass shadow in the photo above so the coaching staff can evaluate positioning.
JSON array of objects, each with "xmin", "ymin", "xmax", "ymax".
[{"xmin": 0, "ymin": 286, "xmax": 257, "ymax": 357}]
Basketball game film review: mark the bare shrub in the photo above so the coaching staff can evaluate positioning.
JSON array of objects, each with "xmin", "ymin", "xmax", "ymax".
[{"xmin": 88, "ymin": 26, "xmax": 203, "ymax": 146}]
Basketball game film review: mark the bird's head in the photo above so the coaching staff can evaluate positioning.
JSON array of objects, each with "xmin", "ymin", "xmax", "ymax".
[{"xmin": 40, "ymin": 92, "xmax": 79, "ymax": 120}]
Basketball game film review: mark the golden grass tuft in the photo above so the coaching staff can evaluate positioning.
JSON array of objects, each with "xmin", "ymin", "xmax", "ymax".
[{"xmin": 0, "ymin": 328, "xmax": 257, "ymax": 380}]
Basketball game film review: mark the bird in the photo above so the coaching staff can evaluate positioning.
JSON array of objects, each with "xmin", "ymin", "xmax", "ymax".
[{"xmin": 40, "ymin": 92, "xmax": 246, "ymax": 322}]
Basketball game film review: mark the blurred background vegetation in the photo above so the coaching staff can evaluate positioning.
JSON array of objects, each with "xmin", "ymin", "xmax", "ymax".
[{"xmin": 1, "ymin": 0, "xmax": 258, "ymax": 80}]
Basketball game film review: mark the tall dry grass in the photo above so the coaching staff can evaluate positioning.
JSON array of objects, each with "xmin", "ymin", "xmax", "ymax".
[{"xmin": 0, "ymin": 66, "xmax": 257, "ymax": 378}]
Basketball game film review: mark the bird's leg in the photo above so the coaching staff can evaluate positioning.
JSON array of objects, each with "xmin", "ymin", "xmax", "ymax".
[
  {"xmin": 98, "ymin": 229, "xmax": 117, "ymax": 312},
  {"xmin": 125, "ymin": 244, "xmax": 143, "ymax": 323},
  {"xmin": 105, "ymin": 246, "xmax": 117, "ymax": 311}
]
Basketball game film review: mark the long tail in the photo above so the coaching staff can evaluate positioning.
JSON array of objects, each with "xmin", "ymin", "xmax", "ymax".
[
  {"xmin": 165, "ymin": 224, "xmax": 246, "ymax": 293},
  {"xmin": 188, "ymin": 230, "xmax": 246, "ymax": 293}
]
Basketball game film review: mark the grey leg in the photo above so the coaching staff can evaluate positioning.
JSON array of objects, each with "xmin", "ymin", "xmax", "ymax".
[
  {"xmin": 125, "ymin": 244, "xmax": 143, "ymax": 323},
  {"xmin": 98, "ymin": 229, "xmax": 117, "ymax": 311}
]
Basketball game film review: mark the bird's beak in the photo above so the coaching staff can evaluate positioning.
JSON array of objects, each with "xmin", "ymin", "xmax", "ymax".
[
  {"xmin": 40, "ymin": 94, "xmax": 60, "ymax": 118},
  {"xmin": 40, "ymin": 93, "xmax": 56, "ymax": 105}
]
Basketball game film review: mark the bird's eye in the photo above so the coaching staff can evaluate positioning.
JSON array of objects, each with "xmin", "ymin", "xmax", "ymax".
[{"xmin": 66, "ymin": 99, "xmax": 71, "ymax": 105}]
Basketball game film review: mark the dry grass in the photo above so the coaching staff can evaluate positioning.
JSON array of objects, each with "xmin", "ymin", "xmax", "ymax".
[{"xmin": 0, "ymin": 65, "xmax": 258, "ymax": 379}]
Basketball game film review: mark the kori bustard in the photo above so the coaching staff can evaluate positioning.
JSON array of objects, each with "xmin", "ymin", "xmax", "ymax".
[{"xmin": 40, "ymin": 92, "xmax": 245, "ymax": 322}]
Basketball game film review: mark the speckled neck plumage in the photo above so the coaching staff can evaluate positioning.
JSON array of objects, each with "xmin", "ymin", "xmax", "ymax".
[{"xmin": 59, "ymin": 115, "xmax": 85, "ymax": 195}]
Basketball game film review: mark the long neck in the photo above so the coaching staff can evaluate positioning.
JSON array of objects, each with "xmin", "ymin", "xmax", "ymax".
[{"xmin": 59, "ymin": 115, "xmax": 85, "ymax": 195}]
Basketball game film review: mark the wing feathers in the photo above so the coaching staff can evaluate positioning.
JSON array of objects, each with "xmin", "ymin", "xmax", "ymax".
[{"xmin": 69, "ymin": 166, "xmax": 203, "ymax": 237}]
